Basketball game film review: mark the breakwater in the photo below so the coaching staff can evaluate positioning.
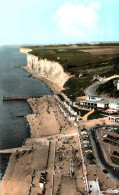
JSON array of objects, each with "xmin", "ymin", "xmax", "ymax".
[
  {"xmin": 3, "ymin": 97, "xmax": 28, "ymax": 101},
  {"xmin": 3, "ymin": 96, "xmax": 42, "ymax": 101}
]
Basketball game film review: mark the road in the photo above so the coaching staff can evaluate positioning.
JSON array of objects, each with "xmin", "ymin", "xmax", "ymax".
[
  {"xmin": 84, "ymin": 75, "xmax": 119, "ymax": 183},
  {"xmin": 90, "ymin": 126, "xmax": 119, "ymax": 183},
  {"xmin": 85, "ymin": 75, "xmax": 119, "ymax": 97},
  {"xmin": 85, "ymin": 80, "xmax": 106, "ymax": 96}
]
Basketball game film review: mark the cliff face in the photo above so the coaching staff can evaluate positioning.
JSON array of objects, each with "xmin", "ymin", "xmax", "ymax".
[
  {"xmin": 20, "ymin": 48, "xmax": 32, "ymax": 54},
  {"xmin": 20, "ymin": 48, "xmax": 69, "ymax": 88}
]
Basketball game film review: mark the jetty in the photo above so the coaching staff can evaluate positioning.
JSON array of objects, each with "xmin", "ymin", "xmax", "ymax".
[
  {"xmin": 0, "ymin": 146, "xmax": 32, "ymax": 154},
  {"xmin": 3, "ymin": 97, "xmax": 28, "ymax": 101},
  {"xmin": 0, "ymin": 138, "xmax": 49, "ymax": 154},
  {"xmin": 3, "ymin": 96, "xmax": 44, "ymax": 101}
]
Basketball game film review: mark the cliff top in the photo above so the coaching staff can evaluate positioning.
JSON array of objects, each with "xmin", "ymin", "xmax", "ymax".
[
  {"xmin": 24, "ymin": 45, "xmax": 119, "ymax": 100},
  {"xmin": 27, "ymin": 45, "xmax": 119, "ymax": 74}
]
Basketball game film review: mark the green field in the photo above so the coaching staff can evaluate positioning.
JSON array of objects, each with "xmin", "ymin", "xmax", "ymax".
[{"xmin": 26, "ymin": 44, "xmax": 119, "ymax": 100}]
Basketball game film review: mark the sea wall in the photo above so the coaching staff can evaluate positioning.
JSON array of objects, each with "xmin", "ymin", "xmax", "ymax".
[{"xmin": 20, "ymin": 48, "xmax": 69, "ymax": 88}]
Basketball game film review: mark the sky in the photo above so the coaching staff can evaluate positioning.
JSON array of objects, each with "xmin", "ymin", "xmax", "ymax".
[{"xmin": 0, "ymin": 0, "xmax": 119, "ymax": 45}]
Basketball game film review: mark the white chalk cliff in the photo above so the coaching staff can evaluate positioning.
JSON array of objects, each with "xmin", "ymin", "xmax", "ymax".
[{"xmin": 20, "ymin": 48, "xmax": 69, "ymax": 88}]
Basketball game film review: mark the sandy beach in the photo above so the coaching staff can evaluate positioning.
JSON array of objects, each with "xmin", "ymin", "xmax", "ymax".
[
  {"xmin": 2, "ymin": 92, "xmax": 119, "ymax": 195},
  {"xmin": 1, "ymin": 63, "xmax": 119, "ymax": 195},
  {"xmin": 1, "ymin": 145, "xmax": 49, "ymax": 195},
  {"xmin": 1, "ymin": 61, "xmax": 77, "ymax": 195},
  {"xmin": 27, "ymin": 96, "xmax": 75, "ymax": 138},
  {"xmin": 1, "ymin": 94, "xmax": 78, "ymax": 195}
]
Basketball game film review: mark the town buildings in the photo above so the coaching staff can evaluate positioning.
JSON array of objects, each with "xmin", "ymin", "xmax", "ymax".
[{"xmin": 80, "ymin": 96, "xmax": 119, "ymax": 111}]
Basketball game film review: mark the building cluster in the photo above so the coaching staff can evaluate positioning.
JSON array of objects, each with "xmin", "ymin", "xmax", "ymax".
[
  {"xmin": 55, "ymin": 94, "xmax": 80, "ymax": 121},
  {"xmin": 80, "ymin": 96, "xmax": 119, "ymax": 111},
  {"xmin": 64, "ymin": 102, "xmax": 77, "ymax": 116},
  {"xmin": 60, "ymin": 92, "xmax": 72, "ymax": 106}
]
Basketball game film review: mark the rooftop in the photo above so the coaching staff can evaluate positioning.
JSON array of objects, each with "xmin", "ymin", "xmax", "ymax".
[
  {"xmin": 88, "ymin": 180, "xmax": 100, "ymax": 195},
  {"xmin": 81, "ymin": 99, "xmax": 109, "ymax": 105}
]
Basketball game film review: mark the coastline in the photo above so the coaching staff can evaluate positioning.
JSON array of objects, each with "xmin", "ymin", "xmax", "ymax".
[
  {"xmin": 1, "ymin": 48, "xmax": 68, "ymax": 192},
  {"xmin": 1, "ymin": 52, "xmax": 119, "ymax": 194},
  {"xmin": 23, "ymin": 66, "xmax": 63, "ymax": 95},
  {"xmin": 1, "ymin": 63, "xmax": 76, "ymax": 194}
]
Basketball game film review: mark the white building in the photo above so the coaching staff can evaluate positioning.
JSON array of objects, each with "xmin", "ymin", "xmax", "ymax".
[
  {"xmin": 80, "ymin": 99, "xmax": 109, "ymax": 109},
  {"xmin": 88, "ymin": 180, "xmax": 101, "ymax": 195},
  {"xmin": 108, "ymin": 115, "xmax": 119, "ymax": 122},
  {"xmin": 80, "ymin": 96, "xmax": 119, "ymax": 111},
  {"xmin": 39, "ymin": 182, "xmax": 44, "ymax": 188},
  {"xmin": 117, "ymin": 80, "xmax": 119, "ymax": 90},
  {"xmin": 87, "ymin": 96, "xmax": 102, "ymax": 101},
  {"xmin": 81, "ymin": 131, "xmax": 87, "ymax": 135},
  {"xmin": 109, "ymin": 102, "xmax": 119, "ymax": 110}
]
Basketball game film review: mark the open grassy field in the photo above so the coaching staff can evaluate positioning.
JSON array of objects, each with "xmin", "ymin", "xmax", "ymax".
[{"xmin": 26, "ymin": 44, "xmax": 119, "ymax": 100}]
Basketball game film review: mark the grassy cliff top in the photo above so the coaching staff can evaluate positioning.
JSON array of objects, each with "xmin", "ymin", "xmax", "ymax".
[
  {"xmin": 28, "ymin": 45, "xmax": 119, "ymax": 75},
  {"xmin": 25, "ymin": 44, "xmax": 119, "ymax": 100}
]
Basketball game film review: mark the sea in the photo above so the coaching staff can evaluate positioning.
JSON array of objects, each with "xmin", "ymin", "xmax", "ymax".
[{"xmin": 0, "ymin": 46, "xmax": 53, "ymax": 178}]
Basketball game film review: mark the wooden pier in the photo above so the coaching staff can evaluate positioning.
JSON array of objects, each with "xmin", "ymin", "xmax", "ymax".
[
  {"xmin": 3, "ymin": 96, "xmax": 43, "ymax": 101},
  {"xmin": 3, "ymin": 97, "xmax": 28, "ymax": 101}
]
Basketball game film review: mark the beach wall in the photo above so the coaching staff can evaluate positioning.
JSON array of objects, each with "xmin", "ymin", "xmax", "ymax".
[{"xmin": 20, "ymin": 48, "xmax": 69, "ymax": 88}]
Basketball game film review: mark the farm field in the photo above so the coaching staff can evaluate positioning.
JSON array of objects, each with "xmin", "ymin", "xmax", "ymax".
[{"xmin": 80, "ymin": 47, "xmax": 119, "ymax": 55}]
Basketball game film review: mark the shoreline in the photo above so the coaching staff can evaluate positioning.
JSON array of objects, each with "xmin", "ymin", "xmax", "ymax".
[
  {"xmin": 1, "ymin": 88, "xmax": 77, "ymax": 194},
  {"xmin": 1, "ymin": 62, "xmax": 119, "ymax": 194},
  {"xmin": 1, "ymin": 61, "xmax": 64, "ymax": 177},
  {"xmin": 22, "ymin": 66, "xmax": 63, "ymax": 95}
]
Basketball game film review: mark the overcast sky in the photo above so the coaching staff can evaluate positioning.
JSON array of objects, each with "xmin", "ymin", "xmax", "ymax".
[{"xmin": 0, "ymin": 0, "xmax": 119, "ymax": 45}]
